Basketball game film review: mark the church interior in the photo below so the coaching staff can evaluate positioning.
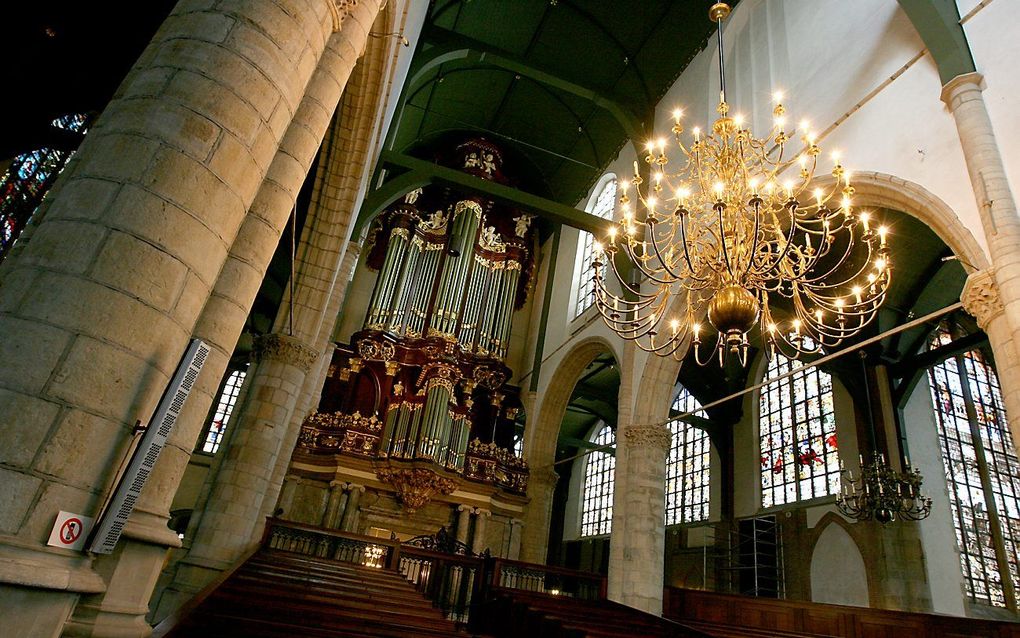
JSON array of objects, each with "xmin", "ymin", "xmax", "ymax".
[{"xmin": 2, "ymin": 1, "xmax": 1020, "ymax": 636}]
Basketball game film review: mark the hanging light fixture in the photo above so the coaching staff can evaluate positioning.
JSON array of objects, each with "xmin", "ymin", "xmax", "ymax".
[
  {"xmin": 835, "ymin": 352, "xmax": 932, "ymax": 523},
  {"xmin": 591, "ymin": 2, "xmax": 891, "ymax": 365},
  {"xmin": 836, "ymin": 452, "xmax": 932, "ymax": 523}
]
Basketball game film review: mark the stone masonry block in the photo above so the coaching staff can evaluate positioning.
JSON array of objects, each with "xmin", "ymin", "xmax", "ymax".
[
  {"xmin": 114, "ymin": 182, "xmax": 231, "ymax": 275},
  {"xmin": 0, "ymin": 315, "xmax": 73, "ymax": 396},
  {"xmin": 20, "ymin": 481, "xmax": 101, "ymax": 543},
  {"xmin": 102, "ymin": 97, "xmax": 222, "ymax": 162},
  {"xmin": 172, "ymin": 269, "xmax": 214, "ymax": 331},
  {"xmin": 0, "ymin": 469, "xmax": 42, "ymax": 534},
  {"xmin": 206, "ymin": 132, "xmax": 264, "ymax": 199},
  {"xmin": 90, "ymin": 231, "xmax": 189, "ymax": 314},
  {"xmin": 17, "ymin": 220, "xmax": 107, "ymax": 276},
  {"xmin": 36, "ymin": 409, "xmax": 132, "ymax": 490},
  {"xmin": 157, "ymin": 10, "xmax": 236, "ymax": 45},
  {"xmin": 49, "ymin": 336, "xmax": 168, "ymax": 426},
  {"xmin": 73, "ymin": 132, "xmax": 161, "ymax": 184},
  {"xmin": 163, "ymin": 70, "xmax": 262, "ymax": 147},
  {"xmin": 0, "ymin": 390, "xmax": 60, "ymax": 469},
  {"xmin": 44, "ymin": 176, "xmax": 122, "ymax": 225}
]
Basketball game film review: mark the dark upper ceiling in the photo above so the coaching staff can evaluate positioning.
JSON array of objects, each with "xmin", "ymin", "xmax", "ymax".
[
  {"xmin": 0, "ymin": 2, "xmax": 177, "ymax": 161},
  {"xmin": 388, "ymin": 0, "xmax": 725, "ymax": 205}
]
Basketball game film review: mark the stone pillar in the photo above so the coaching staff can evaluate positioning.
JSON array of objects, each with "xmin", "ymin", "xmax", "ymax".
[
  {"xmin": 166, "ymin": 334, "xmax": 319, "ymax": 605},
  {"xmin": 277, "ymin": 475, "xmax": 302, "ymax": 520},
  {"xmin": 340, "ymin": 484, "xmax": 365, "ymax": 533},
  {"xmin": 508, "ymin": 518, "xmax": 523, "ymax": 560},
  {"xmin": 322, "ymin": 481, "xmax": 348, "ymax": 529},
  {"xmin": 942, "ymin": 73, "xmax": 1020, "ymax": 439},
  {"xmin": 962, "ymin": 270, "xmax": 1020, "ymax": 446},
  {"xmin": 607, "ymin": 423, "xmax": 671, "ymax": 615},
  {"xmin": 456, "ymin": 505, "xmax": 473, "ymax": 546},
  {"xmin": 519, "ymin": 466, "xmax": 558, "ymax": 563},
  {"xmin": 0, "ymin": 0, "xmax": 340, "ymax": 634},
  {"xmin": 471, "ymin": 509, "xmax": 492, "ymax": 555}
]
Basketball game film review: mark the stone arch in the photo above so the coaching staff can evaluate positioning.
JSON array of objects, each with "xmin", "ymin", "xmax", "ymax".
[
  {"xmin": 808, "ymin": 512, "xmax": 873, "ymax": 606},
  {"xmin": 526, "ymin": 334, "xmax": 619, "ymax": 468},
  {"xmin": 519, "ymin": 334, "xmax": 618, "ymax": 563}
]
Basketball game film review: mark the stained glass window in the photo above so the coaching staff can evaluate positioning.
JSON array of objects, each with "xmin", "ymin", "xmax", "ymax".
[
  {"xmin": 928, "ymin": 323, "xmax": 1020, "ymax": 608},
  {"xmin": 201, "ymin": 366, "xmax": 248, "ymax": 454},
  {"xmin": 574, "ymin": 178, "xmax": 617, "ymax": 318},
  {"xmin": 759, "ymin": 347, "xmax": 838, "ymax": 508},
  {"xmin": 666, "ymin": 386, "xmax": 711, "ymax": 525},
  {"xmin": 513, "ymin": 436, "xmax": 524, "ymax": 458},
  {"xmin": 0, "ymin": 114, "xmax": 89, "ymax": 262},
  {"xmin": 581, "ymin": 424, "xmax": 615, "ymax": 537}
]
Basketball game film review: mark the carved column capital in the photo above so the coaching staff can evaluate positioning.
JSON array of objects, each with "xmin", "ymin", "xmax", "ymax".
[
  {"xmin": 940, "ymin": 71, "xmax": 986, "ymax": 107},
  {"xmin": 326, "ymin": 0, "xmax": 359, "ymax": 32},
  {"xmin": 253, "ymin": 333, "xmax": 320, "ymax": 372},
  {"xmin": 621, "ymin": 423, "xmax": 673, "ymax": 455},
  {"xmin": 527, "ymin": 466, "xmax": 559, "ymax": 490},
  {"xmin": 962, "ymin": 268, "xmax": 1005, "ymax": 330}
]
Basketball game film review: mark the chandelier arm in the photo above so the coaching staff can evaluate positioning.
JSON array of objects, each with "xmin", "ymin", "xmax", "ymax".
[
  {"xmin": 647, "ymin": 221, "xmax": 692, "ymax": 283},
  {"xmin": 741, "ymin": 199, "xmax": 764, "ymax": 282},
  {"xmin": 749, "ymin": 202, "xmax": 801, "ymax": 280}
]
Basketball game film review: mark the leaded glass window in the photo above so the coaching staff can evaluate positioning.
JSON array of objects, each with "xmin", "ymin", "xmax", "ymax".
[
  {"xmin": 581, "ymin": 424, "xmax": 615, "ymax": 537},
  {"xmin": 759, "ymin": 349, "xmax": 838, "ymax": 508},
  {"xmin": 201, "ymin": 366, "xmax": 248, "ymax": 454},
  {"xmin": 574, "ymin": 178, "xmax": 616, "ymax": 318},
  {"xmin": 928, "ymin": 323, "xmax": 1020, "ymax": 608},
  {"xmin": 1, "ymin": 113, "xmax": 89, "ymax": 262},
  {"xmin": 666, "ymin": 386, "xmax": 710, "ymax": 525}
]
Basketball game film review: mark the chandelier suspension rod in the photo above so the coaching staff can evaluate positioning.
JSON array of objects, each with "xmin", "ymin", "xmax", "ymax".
[
  {"xmin": 715, "ymin": 5, "xmax": 727, "ymax": 104},
  {"xmin": 547, "ymin": 301, "xmax": 963, "ymax": 468}
]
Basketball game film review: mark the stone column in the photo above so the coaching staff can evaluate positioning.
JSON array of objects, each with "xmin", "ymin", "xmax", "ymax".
[
  {"xmin": 0, "ymin": 1, "xmax": 339, "ymax": 634},
  {"xmin": 277, "ymin": 475, "xmax": 302, "ymax": 521},
  {"xmin": 340, "ymin": 484, "xmax": 365, "ymax": 533},
  {"xmin": 962, "ymin": 270, "xmax": 1020, "ymax": 445},
  {"xmin": 322, "ymin": 481, "xmax": 348, "ymax": 529},
  {"xmin": 167, "ymin": 334, "xmax": 319, "ymax": 603},
  {"xmin": 508, "ymin": 518, "xmax": 523, "ymax": 560},
  {"xmin": 942, "ymin": 73, "xmax": 1020, "ymax": 431},
  {"xmin": 456, "ymin": 505, "xmax": 473, "ymax": 546},
  {"xmin": 608, "ymin": 423, "xmax": 671, "ymax": 615},
  {"xmin": 471, "ymin": 509, "xmax": 492, "ymax": 555},
  {"xmin": 519, "ymin": 466, "xmax": 559, "ymax": 563}
]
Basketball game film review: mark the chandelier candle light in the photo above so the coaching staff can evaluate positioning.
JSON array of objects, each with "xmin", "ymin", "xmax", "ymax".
[{"xmin": 592, "ymin": 2, "xmax": 892, "ymax": 365}]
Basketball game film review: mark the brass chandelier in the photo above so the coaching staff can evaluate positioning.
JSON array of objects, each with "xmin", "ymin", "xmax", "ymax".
[{"xmin": 592, "ymin": 2, "xmax": 891, "ymax": 364}]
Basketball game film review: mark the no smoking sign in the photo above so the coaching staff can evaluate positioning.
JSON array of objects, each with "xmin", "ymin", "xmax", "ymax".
[{"xmin": 47, "ymin": 511, "xmax": 94, "ymax": 551}]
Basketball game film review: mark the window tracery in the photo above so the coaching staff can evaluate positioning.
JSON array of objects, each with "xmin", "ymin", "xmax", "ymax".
[
  {"xmin": 574, "ymin": 177, "xmax": 616, "ymax": 318},
  {"xmin": 201, "ymin": 366, "xmax": 248, "ymax": 454},
  {"xmin": 666, "ymin": 386, "xmax": 710, "ymax": 525},
  {"xmin": 928, "ymin": 322, "xmax": 1020, "ymax": 608},
  {"xmin": 580, "ymin": 424, "xmax": 615, "ymax": 537},
  {"xmin": 759, "ymin": 347, "xmax": 839, "ymax": 507}
]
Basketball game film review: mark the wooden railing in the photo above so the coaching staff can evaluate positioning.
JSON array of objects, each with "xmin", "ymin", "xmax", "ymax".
[
  {"xmin": 261, "ymin": 519, "xmax": 607, "ymax": 623},
  {"xmin": 488, "ymin": 557, "xmax": 607, "ymax": 601},
  {"xmin": 263, "ymin": 518, "xmax": 402, "ymax": 569},
  {"xmin": 665, "ymin": 587, "xmax": 1020, "ymax": 637}
]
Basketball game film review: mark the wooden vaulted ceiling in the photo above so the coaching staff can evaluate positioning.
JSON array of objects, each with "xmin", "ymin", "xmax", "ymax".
[{"xmin": 387, "ymin": 0, "xmax": 726, "ymax": 205}]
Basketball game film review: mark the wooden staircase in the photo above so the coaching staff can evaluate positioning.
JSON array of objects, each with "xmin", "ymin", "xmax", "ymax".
[
  {"xmin": 471, "ymin": 588, "xmax": 708, "ymax": 638},
  {"xmin": 156, "ymin": 549, "xmax": 467, "ymax": 638}
]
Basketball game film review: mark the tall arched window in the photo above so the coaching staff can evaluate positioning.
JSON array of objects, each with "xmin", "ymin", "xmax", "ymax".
[
  {"xmin": 666, "ymin": 386, "xmax": 710, "ymax": 525},
  {"xmin": 200, "ymin": 365, "xmax": 249, "ymax": 454},
  {"xmin": 574, "ymin": 177, "xmax": 616, "ymax": 318},
  {"xmin": 759, "ymin": 350, "xmax": 838, "ymax": 508},
  {"xmin": 580, "ymin": 424, "xmax": 615, "ymax": 537},
  {"xmin": 927, "ymin": 322, "xmax": 1020, "ymax": 608}
]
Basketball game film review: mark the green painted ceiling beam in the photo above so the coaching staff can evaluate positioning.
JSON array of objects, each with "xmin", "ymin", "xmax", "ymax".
[
  {"xmin": 365, "ymin": 151, "xmax": 614, "ymax": 236},
  {"xmin": 898, "ymin": 0, "xmax": 976, "ymax": 84},
  {"xmin": 406, "ymin": 26, "xmax": 647, "ymax": 146}
]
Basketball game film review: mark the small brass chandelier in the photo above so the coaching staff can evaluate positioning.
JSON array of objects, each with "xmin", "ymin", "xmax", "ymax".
[
  {"xmin": 836, "ymin": 453, "xmax": 932, "ymax": 524},
  {"xmin": 592, "ymin": 2, "xmax": 891, "ymax": 364}
]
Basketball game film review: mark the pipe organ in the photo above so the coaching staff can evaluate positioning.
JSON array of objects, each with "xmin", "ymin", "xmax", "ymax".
[{"xmin": 296, "ymin": 139, "xmax": 534, "ymax": 516}]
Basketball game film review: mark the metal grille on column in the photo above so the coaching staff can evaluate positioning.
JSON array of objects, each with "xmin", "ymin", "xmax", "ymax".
[{"xmin": 298, "ymin": 138, "xmax": 532, "ymax": 512}]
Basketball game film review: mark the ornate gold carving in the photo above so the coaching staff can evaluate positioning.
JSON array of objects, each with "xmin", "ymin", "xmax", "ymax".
[
  {"xmin": 622, "ymin": 423, "xmax": 673, "ymax": 453},
  {"xmin": 253, "ymin": 334, "xmax": 319, "ymax": 372},
  {"xmin": 375, "ymin": 468, "xmax": 459, "ymax": 513},
  {"xmin": 392, "ymin": 227, "xmax": 409, "ymax": 241},
  {"xmin": 962, "ymin": 268, "xmax": 1005, "ymax": 330},
  {"xmin": 473, "ymin": 366, "xmax": 507, "ymax": 389},
  {"xmin": 404, "ymin": 188, "xmax": 423, "ymax": 204},
  {"xmin": 479, "ymin": 225, "xmax": 507, "ymax": 253},
  {"xmin": 513, "ymin": 214, "xmax": 534, "ymax": 238},
  {"xmin": 385, "ymin": 360, "xmax": 400, "ymax": 376},
  {"xmin": 463, "ymin": 150, "xmax": 498, "ymax": 174},
  {"xmin": 358, "ymin": 339, "xmax": 395, "ymax": 361}
]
